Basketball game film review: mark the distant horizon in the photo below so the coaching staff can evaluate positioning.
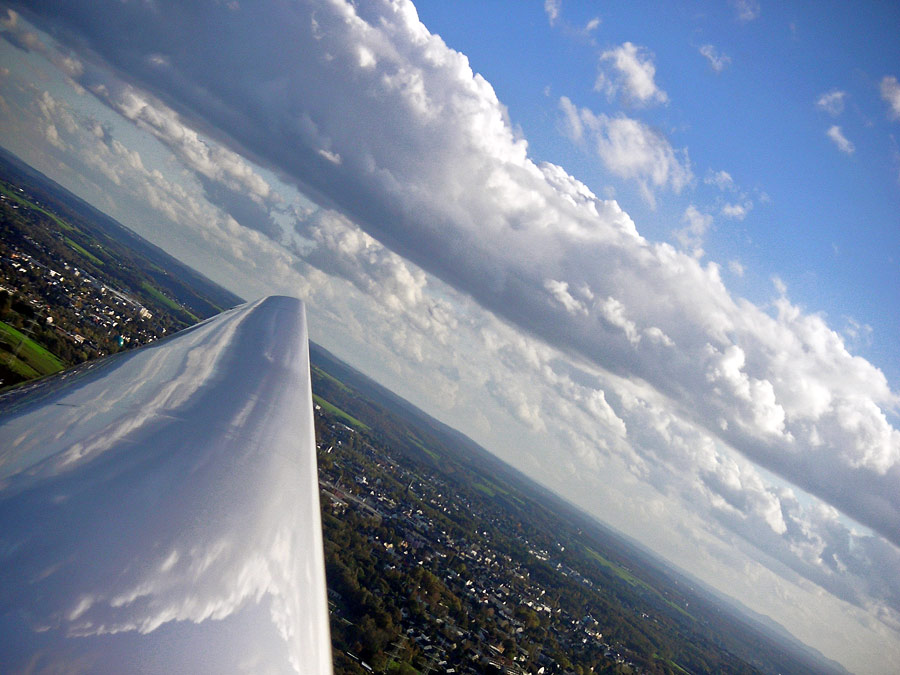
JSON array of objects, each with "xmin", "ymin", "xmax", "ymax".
[{"xmin": 1, "ymin": 2, "xmax": 898, "ymax": 672}]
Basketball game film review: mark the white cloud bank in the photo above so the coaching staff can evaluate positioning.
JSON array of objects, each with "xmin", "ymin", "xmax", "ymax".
[{"xmin": 3, "ymin": 2, "xmax": 900, "ymax": 670}]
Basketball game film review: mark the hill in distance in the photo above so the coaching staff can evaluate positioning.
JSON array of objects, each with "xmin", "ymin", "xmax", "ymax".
[
  {"xmin": 0, "ymin": 146, "xmax": 243, "ymax": 386},
  {"xmin": 0, "ymin": 146, "xmax": 243, "ymax": 321}
]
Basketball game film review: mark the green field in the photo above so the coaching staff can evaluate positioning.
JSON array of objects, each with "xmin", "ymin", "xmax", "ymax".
[
  {"xmin": 0, "ymin": 321, "xmax": 65, "ymax": 381},
  {"xmin": 471, "ymin": 477, "xmax": 512, "ymax": 498},
  {"xmin": 405, "ymin": 431, "xmax": 439, "ymax": 461},
  {"xmin": 584, "ymin": 545, "xmax": 693, "ymax": 620},
  {"xmin": 0, "ymin": 183, "xmax": 74, "ymax": 231},
  {"xmin": 312, "ymin": 364, "xmax": 352, "ymax": 393},
  {"xmin": 472, "ymin": 480, "xmax": 497, "ymax": 497},
  {"xmin": 63, "ymin": 236, "xmax": 104, "ymax": 266},
  {"xmin": 584, "ymin": 545, "xmax": 646, "ymax": 586},
  {"xmin": 660, "ymin": 657, "xmax": 690, "ymax": 674},
  {"xmin": 140, "ymin": 282, "xmax": 199, "ymax": 322},
  {"xmin": 313, "ymin": 394, "xmax": 370, "ymax": 431}
]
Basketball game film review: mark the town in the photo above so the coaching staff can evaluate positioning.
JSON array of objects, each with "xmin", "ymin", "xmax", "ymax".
[
  {"xmin": 1, "ymin": 246, "xmax": 163, "ymax": 358},
  {"xmin": 0, "ymin": 166, "xmax": 238, "ymax": 387},
  {"xmin": 314, "ymin": 397, "xmax": 661, "ymax": 675}
]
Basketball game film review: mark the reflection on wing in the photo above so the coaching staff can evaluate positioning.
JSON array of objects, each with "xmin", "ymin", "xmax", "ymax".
[{"xmin": 0, "ymin": 296, "xmax": 332, "ymax": 674}]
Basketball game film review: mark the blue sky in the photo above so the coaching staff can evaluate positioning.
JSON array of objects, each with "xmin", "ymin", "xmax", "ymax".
[{"xmin": 1, "ymin": 2, "xmax": 899, "ymax": 672}]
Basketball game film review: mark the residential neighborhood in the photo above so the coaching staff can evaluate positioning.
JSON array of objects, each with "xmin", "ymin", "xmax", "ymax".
[{"xmin": 315, "ymin": 404, "xmax": 654, "ymax": 675}]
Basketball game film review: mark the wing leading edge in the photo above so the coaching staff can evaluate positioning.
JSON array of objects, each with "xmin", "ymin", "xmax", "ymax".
[{"xmin": 0, "ymin": 296, "xmax": 332, "ymax": 674}]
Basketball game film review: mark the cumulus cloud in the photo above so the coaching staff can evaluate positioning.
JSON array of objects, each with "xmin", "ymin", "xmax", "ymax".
[
  {"xmin": 826, "ymin": 125, "xmax": 855, "ymax": 154},
  {"xmin": 4, "ymin": 81, "xmax": 306, "ymax": 300},
  {"xmin": 881, "ymin": 76, "xmax": 900, "ymax": 121},
  {"xmin": 816, "ymin": 89, "xmax": 846, "ymax": 116},
  {"xmin": 0, "ymin": 7, "xmax": 16, "ymax": 31},
  {"xmin": 560, "ymin": 96, "xmax": 691, "ymax": 204},
  {"xmin": 1, "ymin": 13, "xmax": 45, "ymax": 53},
  {"xmin": 699, "ymin": 44, "xmax": 731, "ymax": 73},
  {"xmin": 544, "ymin": 279, "xmax": 588, "ymax": 316},
  {"xmin": 596, "ymin": 42, "xmax": 668, "ymax": 106},
  {"xmin": 293, "ymin": 209, "xmax": 433, "ymax": 317},
  {"xmin": 103, "ymin": 87, "xmax": 274, "ymax": 204},
  {"xmin": 33, "ymin": 90, "xmax": 78, "ymax": 151}
]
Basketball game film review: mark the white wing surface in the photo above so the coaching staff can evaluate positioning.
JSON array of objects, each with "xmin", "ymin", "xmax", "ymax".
[{"xmin": 0, "ymin": 296, "xmax": 332, "ymax": 674}]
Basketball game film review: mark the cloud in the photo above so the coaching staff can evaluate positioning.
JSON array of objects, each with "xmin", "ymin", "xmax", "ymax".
[
  {"xmin": 705, "ymin": 169, "xmax": 735, "ymax": 191},
  {"xmin": 318, "ymin": 148, "xmax": 342, "ymax": 165},
  {"xmin": 674, "ymin": 204, "xmax": 712, "ymax": 255},
  {"xmin": 544, "ymin": 0, "xmax": 560, "ymax": 26},
  {"xmin": 585, "ymin": 17, "xmax": 600, "ymax": 33},
  {"xmin": 544, "ymin": 279, "xmax": 588, "ymax": 316},
  {"xmin": 596, "ymin": 42, "xmax": 668, "ymax": 106},
  {"xmin": 843, "ymin": 317, "xmax": 873, "ymax": 348},
  {"xmin": 560, "ymin": 96, "xmax": 692, "ymax": 204},
  {"xmin": 707, "ymin": 170, "xmax": 757, "ymax": 221},
  {"xmin": 1, "ymin": 21, "xmax": 45, "ymax": 53},
  {"xmin": 0, "ymin": 9, "xmax": 84, "ymax": 87},
  {"xmin": 826, "ymin": 125, "xmax": 855, "ymax": 154},
  {"xmin": 721, "ymin": 201, "xmax": 752, "ymax": 220},
  {"xmin": 4, "ymin": 82, "xmax": 307, "ymax": 299},
  {"xmin": 103, "ymin": 87, "xmax": 274, "ymax": 204},
  {"xmin": 293, "ymin": 209, "xmax": 433, "ymax": 317},
  {"xmin": 699, "ymin": 44, "xmax": 731, "ymax": 73},
  {"xmin": 816, "ymin": 89, "xmax": 846, "ymax": 116},
  {"xmin": 598, "ymin": 296, "xmax": 642, "ymax": 346},
  {"xmin": 772, "ymin": 276, "xmax": 787, "ymax": 295},
  {"xmin": 881, "ymin": 76, "xmax": 900, "ymax": 121},
  {"xmin": 731, "ymin": 0, "xmax": 761, "ymax": 22},
  {"xmin": 0, "ymin": 7, "xmax": 16, "ymax": 31}
]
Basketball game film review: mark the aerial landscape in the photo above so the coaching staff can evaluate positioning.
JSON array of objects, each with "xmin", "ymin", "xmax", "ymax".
[
  {"xmin": 0, "ymin": 160, "xmax": 848, "ymax": 674},
  {"xmin": 1, "ymin": 1, "xmax": 899, "ymax": 674}
]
